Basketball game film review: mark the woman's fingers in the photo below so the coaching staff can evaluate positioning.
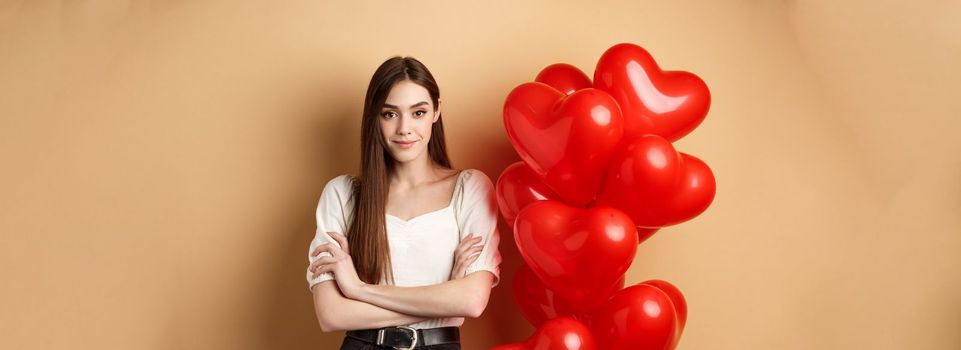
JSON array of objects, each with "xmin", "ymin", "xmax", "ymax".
[
  {"xmin": 310, "ymin": 254, "xmax": 345, "ymax": 277},
  {"xmin": 456, "ymin": 235, "xmax": 483, "ymax": 254},
  {"xmin": 310, "ymin": 256, "xmax": 337, "ymax": 271},
  {"xmin": 458, "ymin": 245, "xmax": 484, "ymax": 265},
  {"xmin": 466, "ymin": 243, "xmax": 484, "ymax": 254},
  {"xmin": 467, "ymin": 241, "xmax": 484, "ymax": 253},
  {"xmin": 463, "ymin": 246, "xmax": 482, "ymax": 261},
  {"xmin": 311, "ymin": 233, "xmax": 347, "ymax": 258},
  {"xmin": 455, "ymin": 234, "xmax": 474, "ymax": 251},
  {"xmin": 455, "ymin": 245, "xmax": 484, "ymax": 265},
  {"xmin": 451, "ymin": 253, "xmax": 481, "ymax": 280},
  {"xmin": 312, "ymin": 263, "xmax": 335, "ymax": 278},
  {"xmin": 450, "ymin": 234, "xmax": 485, "ymax": 280},
  {"xmin": 327, "ymin": 231, "xmax": 348, "ymax": 253},
  {"xmin": 311, "ymin": 243, "xmax": 332, "ymax": 257},
  {"xmin": 466, "ymin": 245, "xmax": 484, "ymax": 258},
  {"xmin": 466, "ymin": 252, "xmax": 480, "ymax": 263}
]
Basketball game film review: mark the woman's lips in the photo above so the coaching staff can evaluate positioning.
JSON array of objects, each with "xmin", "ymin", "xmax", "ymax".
[{"xmin": 393, "ymin": 140, "xmax": 418, "ymax": 149}]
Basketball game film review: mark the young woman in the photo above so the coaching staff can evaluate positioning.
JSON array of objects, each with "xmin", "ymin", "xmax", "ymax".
[{"xmin": 305, "ymin": 56, "xmax": 502, "ymax": 350}]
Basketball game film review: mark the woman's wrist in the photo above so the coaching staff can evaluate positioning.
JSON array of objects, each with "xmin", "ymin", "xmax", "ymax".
[{"xmin": 344, "ymin": 280, "xmax": 369, "ymax": 301}]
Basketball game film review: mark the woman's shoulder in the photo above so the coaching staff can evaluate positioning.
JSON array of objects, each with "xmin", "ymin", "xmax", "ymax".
[
  {"xmin": 455, "ymin": 168, "xmax": 495, "ymax": 200},
  {"xmin": 331, "ymin": 173, "xmax": 356, "ymax": 185},
  {"xmin": 458, "ymin": 168, "xmax": 493, "ymax": 187},
  {"xmin": 321, "ymin": 174, "xmax": 356, "ymax": 199},
  {"xmin": 453, "ymin": 168, "xmax": 498, "ymax": 224},
  {"xmin": 324, "ymin": 173, "xmax": 354, "ymax": 186}
]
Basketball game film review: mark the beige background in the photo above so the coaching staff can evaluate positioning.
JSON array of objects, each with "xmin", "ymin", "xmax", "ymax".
[{"xmin": 1, "ymin": 0, "xmax": 959, "ymax": 349}]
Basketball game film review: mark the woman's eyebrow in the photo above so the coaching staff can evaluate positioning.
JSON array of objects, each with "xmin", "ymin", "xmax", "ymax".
[{"xmin": 382, "ymin": 101, "xmax": 429, "ymax": 109}]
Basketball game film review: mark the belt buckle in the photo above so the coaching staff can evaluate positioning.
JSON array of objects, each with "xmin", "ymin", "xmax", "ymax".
[{"xmin": 375, "ymin": 326, "xmax": 418, "ymax": 350}]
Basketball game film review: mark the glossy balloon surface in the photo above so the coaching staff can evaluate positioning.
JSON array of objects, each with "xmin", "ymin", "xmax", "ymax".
[
  {"xmin": 504, "ymin": 82, "xmax": 623, "ymax": 207},
  {"xmin": 594, "ymin": 43, "xmax": 711, "ymax": 141},
  {"xmin": 514, "ymin": 200, "xmax": 638, "ymax": 313}
]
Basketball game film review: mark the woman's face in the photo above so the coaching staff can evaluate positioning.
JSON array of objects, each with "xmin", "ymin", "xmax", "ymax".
[{"xmin": 379, "ymin": 80, "xmax": 440, "ymax": 164}]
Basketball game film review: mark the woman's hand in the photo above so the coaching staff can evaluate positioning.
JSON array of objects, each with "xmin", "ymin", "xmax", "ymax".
[
  {"xmin": 449, "ymin": 233, "xmax": 484, "ymax": 281},
  {"xmin": 310, "ymin": 231, "xmax": 366, "ymax": 299}
]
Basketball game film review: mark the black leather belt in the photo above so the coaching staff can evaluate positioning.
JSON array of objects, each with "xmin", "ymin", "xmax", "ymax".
[{"xmin": 345, "ymin": 326, "xmax": 459, "ymax": 349}]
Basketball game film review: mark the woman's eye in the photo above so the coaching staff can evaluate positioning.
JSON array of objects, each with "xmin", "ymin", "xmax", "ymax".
[
  {"xmin": 382, "ymin": 111, "xmax": 396, "ymax": 119},
  {"xmin": 414, "ymin": 110, "xmax": 426, "ymax": 117}
]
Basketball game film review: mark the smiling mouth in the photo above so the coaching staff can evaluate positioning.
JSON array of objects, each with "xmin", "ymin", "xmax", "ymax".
[{"xmin": 392, "ymin": 140, "xmax": 419, "ymax": 148}]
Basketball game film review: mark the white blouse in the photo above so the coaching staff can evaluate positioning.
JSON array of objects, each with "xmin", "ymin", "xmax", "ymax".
[{"xmin": 305, "ymin": 169, "xmax": 503, "ymax": 329}]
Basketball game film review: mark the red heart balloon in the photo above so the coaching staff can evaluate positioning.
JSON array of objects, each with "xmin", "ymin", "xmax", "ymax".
[
  {"xmin": 591, "ymin": 283, "xmax": 679, "ymax": 350},
  {"xmin": 491, "ymin": 317, "xmax": 597, "ymax": 350},
  {"xmin": 496, "ymin": 161, "xmax": 561, "ymax": 228},
  {"xmin": 512, "ymin": 263, "xmax": 624, "ymax": 327},
  {"xmin": 597, "ymin": 134, "xmax": 716, "ymax": 228},
  {"xmin": 503, "ymin": 82, "xmax": 623, "ymax": 207},
  {"xmin": 512, "ymin": 264, "xmax": 581, "ymax": 327},
  {"xmin": 642, "ymin": 279, "xmax": 688, "ymax": 349},
  {"xmin": 514, "ymin": 200, "xmax": 638, "ymax": 313},
  {"xmin": 535, "ymin": 63, "xmax": 592, "ymax": 95},
  {"xmin": 594, "ymin": 43, "xmax": 711, "ymax": 141}
]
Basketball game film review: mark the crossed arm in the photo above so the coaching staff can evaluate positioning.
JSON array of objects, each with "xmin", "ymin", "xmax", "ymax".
[
  {"xmin": 311, "ymin": 281, "xmax": 428, "ymax": 332},
  {"xmin": 309, "ymin": 231, "xmax": 493, "ymax": 332}
]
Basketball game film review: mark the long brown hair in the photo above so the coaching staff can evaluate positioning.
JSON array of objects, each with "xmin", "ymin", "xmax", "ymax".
[{"xmin": 347, "ymin": 56, "xmax": 452, "ymax": 285}]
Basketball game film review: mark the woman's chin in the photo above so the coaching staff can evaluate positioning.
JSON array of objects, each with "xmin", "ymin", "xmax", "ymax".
[{"xmin": 389, "ymin": 150, "xmax": 423, "ymax": 163}]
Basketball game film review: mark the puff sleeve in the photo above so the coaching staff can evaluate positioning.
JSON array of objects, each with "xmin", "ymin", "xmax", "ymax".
[
  {"xmin": 306, "ymin": 175, "xmax": 353, "ymax": 292},
  {"xmin": 454, "ymin": 169, "xmax": 503, "ymax": 287}
]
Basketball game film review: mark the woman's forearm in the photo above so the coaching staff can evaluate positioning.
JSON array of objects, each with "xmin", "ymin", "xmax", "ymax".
[
  {"xmin": 312, "ymin": 282, "xmax": 429, "ymax": 332},
  {"xmin": 349, "ymin": 272, "xmax": 494, "ymax": 319}
]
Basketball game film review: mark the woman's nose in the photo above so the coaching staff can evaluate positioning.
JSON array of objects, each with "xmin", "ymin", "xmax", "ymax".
[{"xmin": 395, "ymin": 114, "xmax": 413, "ymax": 135}]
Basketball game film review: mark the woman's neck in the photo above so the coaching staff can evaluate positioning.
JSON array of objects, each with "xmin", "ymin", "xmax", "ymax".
[{"xmin": 389, "ymin": 155, "xmax": 443, "ymax": 190}]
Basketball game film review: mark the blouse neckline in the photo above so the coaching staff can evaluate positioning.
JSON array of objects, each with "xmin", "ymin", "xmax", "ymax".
[{"xmin": 384, "ymin": 169, "xmax": 465, "ymax": 225}]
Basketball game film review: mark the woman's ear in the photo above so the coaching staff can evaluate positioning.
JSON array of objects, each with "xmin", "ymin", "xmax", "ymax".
[{"xmin": 433, "ymin": 100, "xmax": 442, "ymax": 123}]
